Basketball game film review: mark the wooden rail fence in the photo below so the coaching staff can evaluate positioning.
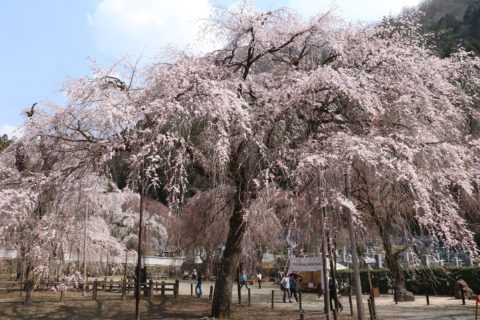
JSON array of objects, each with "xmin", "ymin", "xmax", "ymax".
[{"xmin": 0, "ymin": 279, "xmax": 179, "ymax": 303}]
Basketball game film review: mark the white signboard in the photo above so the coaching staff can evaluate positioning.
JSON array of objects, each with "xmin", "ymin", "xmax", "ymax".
[{"xmin": 289, "ymin": 257, "xmax": 323, "ymax": 272}]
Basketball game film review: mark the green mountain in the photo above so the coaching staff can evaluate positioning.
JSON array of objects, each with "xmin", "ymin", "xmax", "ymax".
[{"xmin": 418, "ymin": 0, "xmax": 480, "ymax": 56}]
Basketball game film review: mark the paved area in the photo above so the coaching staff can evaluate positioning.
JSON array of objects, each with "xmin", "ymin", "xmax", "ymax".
[{"xmin": 179, "ymin": 280, "xmax": 477, "ymax": 319}]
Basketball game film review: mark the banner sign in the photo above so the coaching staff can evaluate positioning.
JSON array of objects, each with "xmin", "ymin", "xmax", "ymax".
[{"xmin": 289, "ymin": 256, "xmax": 323, "ymax": 272}]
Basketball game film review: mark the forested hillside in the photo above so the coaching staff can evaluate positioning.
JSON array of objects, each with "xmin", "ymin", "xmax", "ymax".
[{"xmin": 418, "ymin": 0, "xmax": 480, "ymax": 56}]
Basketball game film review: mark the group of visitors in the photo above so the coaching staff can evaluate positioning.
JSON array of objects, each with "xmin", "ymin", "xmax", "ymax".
[
  {"xmin": 194, "ymin": 269, "xmax": 263, "ymax": 298},
  {"xmin": 136, "ymin": 265, "xmax": 341, "ymax": 309},
  {"xmin": 280, "ymin": 272, "xmax": 299, "ymax": 303}
]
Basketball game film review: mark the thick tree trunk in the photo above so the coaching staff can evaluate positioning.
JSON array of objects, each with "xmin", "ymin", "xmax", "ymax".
[
  {"xmin": 211, "ymin": 192, "xmax": 247, "ymax": 318},
  {"xmin": 376, "ymin": 217, "xmax": 414, "ymax": 302}
]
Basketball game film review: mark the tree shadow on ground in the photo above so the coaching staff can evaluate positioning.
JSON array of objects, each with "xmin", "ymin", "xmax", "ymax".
[{"xmin": 0, "ymin": 292, "xmax": 322, "ymax": 319}]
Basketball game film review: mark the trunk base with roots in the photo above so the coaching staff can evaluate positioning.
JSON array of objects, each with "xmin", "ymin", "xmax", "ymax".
[
  {"xmin": 376, "ymin": 214, "xmax": 415, "ymax": 302},
  {"xmin": 211, "ymin": 197, "xmax": 247, "ymax": 318},
  {"xmin": 395, "ymin": 285, "xmax": 415, "ymax": 302}
]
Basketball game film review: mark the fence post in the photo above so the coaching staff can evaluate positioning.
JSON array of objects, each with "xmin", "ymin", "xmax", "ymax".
[
  {"xmin": 149, "ymin": 280, "xmax": 153, "ymax": 300},
  {"xmin": 394, "ymin": 287, "xmax": 398, "ymax": 304},
  {"xmin": 109, "ymin": 279, "xmax": 113, "ymax": 292},
  {"xmin": 248, "ymin": 288, "xmax": 251, "ymax": 306},
  {"xmin": 462, "ymin": 288, "xmax": 466, "ymax": 305},
  {"xmin": 299, "ymin": 291, "xmax": 302, "ymax": 311},
  {"xmin": 103, "ymin": 277, "xmax": 107, "ymax": 290},
  {"xmin": 60, "ymin": 289, "xmax": 65, "ymax": 303},
  {"xmin": 122, "ymin": 278, "xmax": 126, "ymax": 300},
  {"xmin": 476, "ymin": 294, "xmax": 480, "ymax": 320},
  {"xmin": 161, "ymin": 281, "xmax": 165, "ymax": 296},
  {"xmin": 191, "ymin": 283, "xmax": 193, "ymax": 296},
  {"xmin": 271, "ymin": 290, "xmax": 274, "ymax": 309},
  {"xmin": 174, "ymin": 280, "xmax": 179, "ymax": 298},
  {"xmin": 367, "ymin": 298, "xmax": 373, "ymax": 320},
  {"xmin": 238, "ymin": 283, "xmax": 242, "ymax": 304},
  {"xmin": 92, "ymin": 280, "xmax": 97, "ymax": 300},
  {"xmin": 209, "ymin": 286, "xmax": 213, "ymax": 300},
  {"xmin": 349, "ymin": 287, "xmax": 353, "ymax": 316},
  {"xmin": 426, "ymin": 289, "xmax": 430, "ymax": 305}
]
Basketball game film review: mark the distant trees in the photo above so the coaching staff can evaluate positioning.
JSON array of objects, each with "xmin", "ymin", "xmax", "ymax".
[
  {"xmin": 0, "ymin": 134, "xmax": 13, "ymax": 153},
  {"xmin": 419, "ymin": 0, "xmax": 480, "ymax": 56}
]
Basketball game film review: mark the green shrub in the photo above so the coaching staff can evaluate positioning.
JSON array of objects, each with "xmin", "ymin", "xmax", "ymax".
[{"xmin": 336, "ymin": 266, "xmax": 480, "ymax": 295}]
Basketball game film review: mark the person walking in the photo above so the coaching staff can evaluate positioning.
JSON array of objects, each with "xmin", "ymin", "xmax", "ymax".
[
  {"xmin": 257, "ymin": 272, "xmax": 262, "ymax": 289},
  {"xmin": 133, "ymin": 266, "xmax": 139, "ymax": 299},
  {"xmin": 329, "ymin": 278, "xmax": 343, "ymax": 311},
  {"xmin": 290, "ymin": 274, "xmax": 298, "ymax": 302},
  {"xmin": 239, "ymin": 271, "xmax": 249, "ymax": 290},
  {"xmin": 281, "ymin": 272, "xmax": 291, "ymax": 303},
  {"xmin": 195, "ymin": 272, "xmax": 202, "ymax": 298}
]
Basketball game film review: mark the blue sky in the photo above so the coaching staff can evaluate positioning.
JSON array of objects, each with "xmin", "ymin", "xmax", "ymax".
[{"xmin": 0, "ymin": 0, "xmax": 422, "ymax": 137}]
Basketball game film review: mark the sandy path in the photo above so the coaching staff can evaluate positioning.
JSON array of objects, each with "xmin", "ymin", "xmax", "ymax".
[{"xmin": 179, "ymin": 280, "xmax": 477, "ymax": 319}]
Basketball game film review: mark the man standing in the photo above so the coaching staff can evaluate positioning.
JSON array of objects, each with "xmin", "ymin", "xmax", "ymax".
[
  {"xmin": 281, "ymin": 272, "xmax": 291, "ymax": 303},
  {"xmin": 257, "ymin": 272, "xmax": 262, "ymax": 289},
  {"xmin": 195, "ymin": 272, "xmax": 202, "ymax": 298}
]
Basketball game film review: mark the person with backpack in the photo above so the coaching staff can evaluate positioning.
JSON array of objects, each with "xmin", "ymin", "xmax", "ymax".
[
  {"xmin": 329, "ymin": 278, "xmax": 343, "ymax": 311},
  {"xmin": 289, "ymin": 274, "xmax": 299, "ymax": 302}
]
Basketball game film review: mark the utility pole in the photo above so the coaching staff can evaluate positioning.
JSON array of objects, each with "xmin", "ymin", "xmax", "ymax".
[{"xmin": 345, "ymin": 172, "xmax": 365, "ymax": 320}]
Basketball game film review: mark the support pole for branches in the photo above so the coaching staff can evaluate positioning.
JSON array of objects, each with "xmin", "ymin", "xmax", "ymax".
[
  {"xmin": 83, "ymin": 200, "xmax": 88, "ymax": 296},
  {"xmin": 366, "ymin": 263, "xmax": 377, "ymax": 319},
  {"xmin": 321, "ymin": 206, "xmax": 330, "ymax": 320},
  {"xmin": 345, "ymin": 172, "xmax": 365, "ymax": 320},
  {"xmin": 124, "ymin": 249, "xmax": 128, "ymax": 282},
  {"xmin": 328, "ymin": 230, "xmax": 339, "ymax": 317},
  {"xmin": 237, "ymin": 267, "xmax": 241, "ymax": 305},
  {"xmin": 135, "ymin": 164, "xmax": 145, "ymax": 320}
]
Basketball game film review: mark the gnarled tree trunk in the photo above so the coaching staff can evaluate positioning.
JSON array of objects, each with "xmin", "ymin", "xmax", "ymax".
[
  {"xmin": 211, "ymin": 187, "xmax": 247, "ymax": 318},
  {"xmin": 376, "ymin": 216, "xmax": 414, "ymax": 302}
]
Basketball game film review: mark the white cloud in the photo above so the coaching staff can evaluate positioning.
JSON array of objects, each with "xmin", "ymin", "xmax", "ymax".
[
  {"xmin": 0, "ymin": 124, "xmax": 23, "ymax": 138},
  {"xmin": 288, "ymin": 0, "xmax": 423, "ymax": 23},
  {"xmin": 87, "ymin": 0, "xmax": 424, "ymax": 58},
  {"xmin": 88, "ymin": 0, "xmax": 214, "ymax": 57}
]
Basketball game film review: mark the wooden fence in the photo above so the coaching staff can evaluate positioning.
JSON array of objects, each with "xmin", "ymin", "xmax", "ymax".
[{"xmin": 0, "ymin": 278, "xmax": 179, "ymax": 303}]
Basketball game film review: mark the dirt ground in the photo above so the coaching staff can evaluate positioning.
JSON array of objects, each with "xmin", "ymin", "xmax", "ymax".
[
  {"xmin": 0, "ymin": 291, "xmax": 328, "ymax": 320},
  {"xmin": 179, "ymin": 281, "xmax": 478, "ymax": 320},
  {"xmin": 0, "ymin": 280, "xmax": 477, "ymax": 319}
]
